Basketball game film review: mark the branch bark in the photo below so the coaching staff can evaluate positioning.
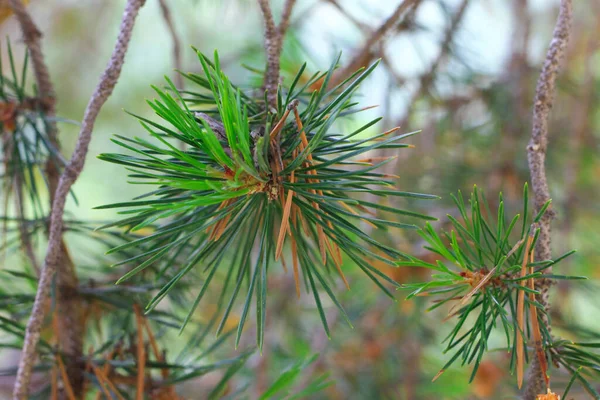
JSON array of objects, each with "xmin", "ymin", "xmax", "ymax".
[
  {"xmin": 258, "ymin": 0, "xmax": 297, "ymax": 110},
  {"xmin": 7, "ymin": 0, "xmax": 85, "ymax": 396},
  {"xmin": 12, "ymin": 1, "xmax": 146, "ymax": 398},
  {"xmin": 522, "ymin": 1, "xmax": 572, "ymax": 398}
]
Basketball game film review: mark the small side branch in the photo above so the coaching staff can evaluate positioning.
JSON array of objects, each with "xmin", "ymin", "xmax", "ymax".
[
  {"xmin": 397, "ymin": 0, "xmax": 469, "ymax": 129},
  {"xmin": 331, "ymin": 0, "xmax": 421, "ymax": 88},
  {"xmin": 522, "ymin": 1, "xmax": 572, "ymax": 399},
  {"xmin": 258, "ymin": 0, "xmax": 297, "ymax": 110},
  {"xmin": 12, "ymin": 1, "xmax": 146, "ymax": 398},
  {"xmin": 158, "ymin": 0, "xmax": 183, "ymax": 90}
]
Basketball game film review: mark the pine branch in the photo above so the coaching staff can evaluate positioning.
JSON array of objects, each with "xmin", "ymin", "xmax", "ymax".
[
  {"xmin": 397, "ymin": 0, "xmax": 469, "ymax": 129},
  {"xmin": 522, "ymin": 1, "xmax": 572, "ymax": 398},
  {"xmin": 258, "ymin": 0, "xmax": 297, "ymax": 110},
  {"xmin": 328, "ymin": 0, "xmax": 421, "ymax": 89},
  {"xmin": 158, "ymin": 0, "xmax": 186, "ymax": 152},
  {"xmin": 7, "ymin": 0, "xmax": 85, "ymax": 395},
  {"xmin": 279, "ymin": 0, "xmax": 297, "ymax": 39},
  {"xmin": 158, "ymin": 0, "xmax": 183, "ymax": 91},
  {"xmin": 7, "ymin": 0, "xmax": 55, "ymax": 121},
  {"xmin": 12, "ymin": 1, "xmax": 146, "ymax": 398}
]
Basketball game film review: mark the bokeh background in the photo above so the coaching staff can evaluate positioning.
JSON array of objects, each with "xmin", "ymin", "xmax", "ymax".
[{"xmin": 1, "ymin": 0, "xmax": 599, "ymax": 398}]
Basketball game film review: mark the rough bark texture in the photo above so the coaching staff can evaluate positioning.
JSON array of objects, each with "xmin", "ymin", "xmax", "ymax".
[
  {"xmin": 12, "ymin": 1, "xmax": 146, "ymax": 398},
  {"xmin": 522, "ymin": 1, "xmax": 572, "ymax": 399},
  {"xmin": 258, "ymin": 0, "xmax": 297, "ymax": 110}
]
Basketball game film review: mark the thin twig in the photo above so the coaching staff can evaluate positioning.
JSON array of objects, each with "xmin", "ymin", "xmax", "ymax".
[
  {"xmin": 5, "ymin": 2, "xmax": 50, "ymax": 278},
  {"xmin": 12, "ymin": 1, "xmax": 146, "ymax": 398},
  {"xmin": 279, "ymin": 0, "xmax": 297, "ymax": 37},
  {"xmin": 325, "ymin": 0, "xmax": 421, "ymax": 90},
  {"xmin": 158, "ymin": 0, "xmax": 183, "ymax": 90},
  {"xmin": 158, "ymin": 0, "xmax": 186, "ymax": 152},
  {"xmin": 522, "ymin": 1, "xmax": 572, "ymax": 399},
  {"xmin": 323, "ymin": 0, "xmax": 369, "ymax": 32},
  {"xmin": 134, "ymin": 304, "xmax": 146, "ymax": 400},
  {"xmin": 258, "ymin": 0, "xmax": 297, "ymax": 110},
  {"xmin": 397, "ymin": 0, "xmax": 469, "ymax": 130}
]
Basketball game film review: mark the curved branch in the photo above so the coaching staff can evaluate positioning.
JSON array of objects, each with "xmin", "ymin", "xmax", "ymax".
[
  {"xmin": 12, "ymin": 1, "xmax": 146, "ymax": 398},
  {"xmin": 522, "ymin": 1, "xmax": 572, "ymax": 398}
]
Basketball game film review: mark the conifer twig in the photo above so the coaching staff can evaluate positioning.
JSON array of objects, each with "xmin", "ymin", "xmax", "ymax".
[
  {"xmin": 158, "ymin": 0, "xmax": 183, "ymax": 91},
  {"xmin": 12, "ymin": 1, "xmax": 146, "ymax": 398},
  {"xmin": 8, "ymin": 0, "xmax": 85, "ymax": 394},
  {"xmin": 328, "ymin": 0, "xmax": 421, "ymax": 89},
  {"xmin": 258, "ymin": 0, "xmax": 297, "ymax": 109},
  {"xmin": 7, "ymin": 0, "xmax": 56, "ymax": 121},
  {"xmin": 158, "ymin": 0, "xmax": 186, "ymax": 151},
  {"xmin": 397, "ymin": 0, "xmax": 469, "ymax": 129},
  {"xmin": 522, "ymin": 1, "xmax": 572, "ymax": 398}
]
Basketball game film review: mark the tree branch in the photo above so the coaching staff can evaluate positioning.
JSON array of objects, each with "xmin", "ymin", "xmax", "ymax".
[
  {"xmin": 158, "ymin": 0, "xmax": 183, "ymax": 91},
  {"xmin": 328, "ymin": 0, "xmax": 421, "ymax": 89},
  {"xmin": 12, "ymin": 1, "xmax": 146, "ymax": 398},
  {"xmin": 397, "ymin": 0, "xmax": 469, "ymax": 130},
  {"xmin": 7, "ymin": 0, "xmax": 86, "ymax": 395},
  {"xmin": 522, "ymin": 1, "xmax": 572, "ymax": 398},
  {"xmin": 258, "ymin": 0, "xmax": 297, "ymax": 110}
]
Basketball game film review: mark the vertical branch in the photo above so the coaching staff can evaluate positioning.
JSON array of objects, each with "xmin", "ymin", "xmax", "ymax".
[
  {"xmin": 158, "ymin": 0, "xmax": 186, "ymax": 151},
  {"xmin": 12, "ymin": 1, "xmax": 146, "ymax": 398},
  {"xmin": 258, "ymin": 0, "xmax": 297, "ymax": 110},
  {"xmin": 7, "ymin": 0, "xmax": 60, "ymax": 195},
  {"xmin": 522, "ymin": 1, "xmax": 572, "ymax": 398},
  {"xmin": 158, "ymin": 0, "xmax": 183, "ymax": 91},
  {"xmin": 7, "ymin": 0, "xmax": 85, "ymax": 395}
]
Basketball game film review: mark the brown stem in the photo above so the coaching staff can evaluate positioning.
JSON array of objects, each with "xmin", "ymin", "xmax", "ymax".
[
  {"xmin": 330, "ymin": 0, "xmax": 421, "ymax": 89},
  {"xmin": 158, "ymin": 0, "xmax": 186, "ymax": 151},
  {"xmin": 13, "ymin": 174, "xmax": 41, "ymax": 276},
  {"xmin": 12, "ymin": 1, "xmax": 146, "ymax": 398},
  {"xmin": 522, "ymin": 1, "xmax": 572, "ymax": 399},
  {"xmin": 7, "ymin": 0, "xmax": 86, "ymax": 395},
  {"xmin": 323, "ymin": 0, "xmax": 370, "ymax": 32},
  {"xmin": 258, "ymin": 0, "xmax": 297, "ymax": 110},
  {"xmin": 158, "ymin": 0, "xmax": 183, "ymax": 91},
  {"xmin": 397, "ymin": 0, "xmax": 469, "ymax": 130}
]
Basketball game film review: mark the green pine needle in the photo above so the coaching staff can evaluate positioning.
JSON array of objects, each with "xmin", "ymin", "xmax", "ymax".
[{"xmin": 98, "ymin": 50, "xmax": 434, "ymax": 349}]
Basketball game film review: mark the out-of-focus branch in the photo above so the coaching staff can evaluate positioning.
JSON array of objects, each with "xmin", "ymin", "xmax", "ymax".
[
  {"xmin": 12, "ymin": 1, "xmax": 146, "ymax": 398},
  {"xmin": 397, "ymin": 0, "xmax": 469, "ymax": 129},
  {"xmin": 323, "ymin": 0, "xmax": 369, "ymax": 32},
  {"xmin": 258, "ymin": 0, "xmax": 297, "ymax": 110},
  {"xmin": 7, "ymin": 0, "xmax": 86, "ymax": 395},
  {"xmin": 158, "ymin": 0, "xmax": 183, "ymax": 90},
  {"xmin": 279, "ymin": 0, "xmax": 297, "ymax": 39},
  {"xmin": 158, "ymin": 0, "xmax": 186, "ymax": 151},
  {"xmin": 522, "ymin": 1, "xmax": 572, "ymax": 399},
  {"xmin": 326, "ymin": 0, "xmax": 422, "ymax": 89}
]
